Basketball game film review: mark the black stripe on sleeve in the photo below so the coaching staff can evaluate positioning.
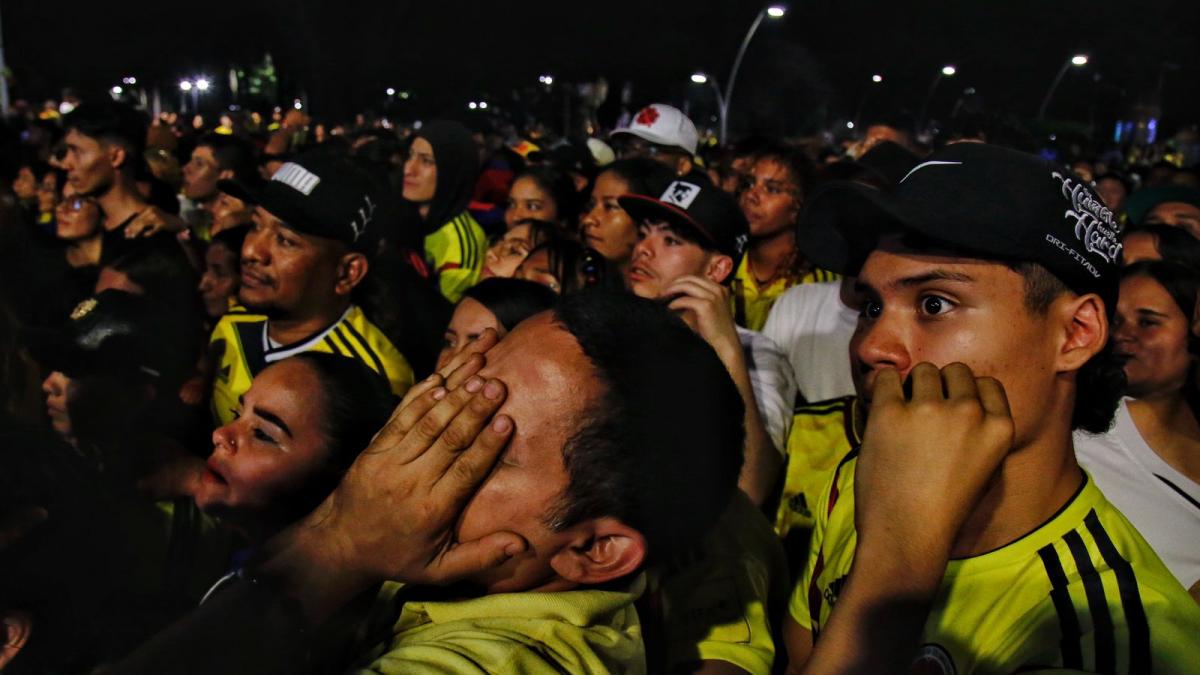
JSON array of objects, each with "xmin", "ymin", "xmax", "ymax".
[
  {"xmin": 1064, "ymin": 530, "xmax": 1116, "ymax": 675},
  {"xmin": 1038, "ymin": 542, "xmax": 1084, "ymax": 670},
  {"xmin": 339, "ymin": 321, "xmax": 387, "ymax": 376},
  {"xmin": 1084, "ymin": 510, "xmax": 1151, "ymax": 675},
  {"xmin": 462, "ymin": 216, "xmax": 478, "ymax": 269},
  {"xmin": 455, "ymin": 215, "xmax": 474, "ymax": 269},
  {"xmin": 451, "ymin": 218, "xmax": 467, "ymax": 267}
]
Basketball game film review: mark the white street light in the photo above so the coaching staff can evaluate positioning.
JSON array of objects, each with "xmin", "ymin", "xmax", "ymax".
[
  {"xmin": 1039, "ymin": 53, "xmax": 1090, "ymax": 120},
  {"xmin": 468, "ymin": 101, "xmax": 478, "ymax": 110},
  {"xmin": 538, "ymin": 74, "xmax": 554, "ymax": 86},
  {"xmin": 111, "ymin": 85, "xmax": 123, "ymax": 95},
  {"xmin": 691, "ymin": 73, "xmax": 709, "ymax": 84},
  {"xmin": 293, "ymin": 99, "xmax": 303, "ymax": 110},
  {"xmin": 386, "ymin": 87, "xmax": 396, "ymax": 96},
  {"xmin": 918, "ymin": 65, "xmax": 957, "ymax": 130},
  {"xmin": 846, "ymin": 121, "xmax": 855, "ymax": 129},
  {"xmin": 479, "ymin": 101, "xmax": 488, "ymax": 109},
  {"xmin": 872, "ymin": 74, "xmax": 883, "ymax": 83},
  {"xmin": 196, "ymin": 78, "xmax": 211, "ymax": 92},
  {"xmin": 399, "ymin": 91, "xmax": 411, "ymax": 100},
  {"xmin": 179, "ymin": 80, "xmax": 193, "ymax": 92},
  {"xmin": 715, "ymin": 4, "xmax": 787, "ymax": 143}
]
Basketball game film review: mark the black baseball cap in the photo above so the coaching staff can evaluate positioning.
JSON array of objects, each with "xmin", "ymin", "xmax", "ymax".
[
  {"xmin": 619, "ymin": 179, "xmax": 749, "ymax": 260},
  {"xmin": 28, "ymin": 290, "xmax": 198, "ymax": 384},
  {"xmin": 797, "ymin": 143, "xmax": 1123, "ymax": 309},
  {"xmin": 218, "ymin": 155, "xmax": 380, "ymax": 252}
]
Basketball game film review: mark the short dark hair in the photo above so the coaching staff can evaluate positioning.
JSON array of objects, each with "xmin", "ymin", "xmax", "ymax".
[
  {"xmin": 597, "ymin": 158, "xmax": 675, "ymax": 198},
  {"xmin": 750, "ymin": 142, "xmax": 815, "ymax": 202},
  {"xmin": 461, "ymin": 278, "xmax": 557, "ymax": 332},
  {"xmin": 546, "ymin": 289, "xmax": 744, "ymax": 563},
  {"xmin": 196, "ymin": 133, "xmax": 259, "ymax": 184},
  {"xmin": 62, "ymin": 102, "xmax": 148, "ymax": 173},
  {"xmin": 210, "ymin": 223, "xmax": 250, "ymax": 256}
]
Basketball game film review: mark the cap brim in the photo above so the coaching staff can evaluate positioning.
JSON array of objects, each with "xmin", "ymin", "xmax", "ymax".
[
  {"xmin": 610, "ymin": 127, "xmax": 691, "ymax": 155},
  {"xmin": 796, "ymin": 181, "xmax": 916, "ymax": 276},
  {"xmin": 23, "ymin": 326, "xmax": 87, "ymax": 377},
  {"xmin": 618, "ymin": 194, "xmax": 720, "ymax": 250}
]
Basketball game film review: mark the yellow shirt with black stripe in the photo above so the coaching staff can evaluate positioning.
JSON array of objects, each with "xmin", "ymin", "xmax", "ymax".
[
  {"xmin": 423, "ymin": 211, "xmax": 487, "ymax": 303},
  {"xmin": 731, "ymin": 256, "xmax": 840, "ymax": 331},
  {"xmin": 209, "ymin": 305, "xmax": 413, "ymax": 426},
  {"xmin": 774, "ymin": 396, "xmax": 860, "ymax": 539},
  {"xmin": 791, "ymin": 456, "xmax": 1200, "ymax": 674}
]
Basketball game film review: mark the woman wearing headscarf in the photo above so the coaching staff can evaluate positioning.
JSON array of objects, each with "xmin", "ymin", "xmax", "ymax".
[{"xmin": 403, "ymin": 120, "xmax": 489, "ymax": 302}]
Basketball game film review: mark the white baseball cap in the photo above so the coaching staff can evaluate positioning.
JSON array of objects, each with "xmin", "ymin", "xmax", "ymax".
[{"xmin": 610, "ymin": 103, "xmax": 699, "ymax": 156}]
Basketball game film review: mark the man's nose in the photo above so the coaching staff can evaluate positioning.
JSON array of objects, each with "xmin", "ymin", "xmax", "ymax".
[{"xmin": 852, "ymin": 316, "xmax": 912, "ymax": 378}]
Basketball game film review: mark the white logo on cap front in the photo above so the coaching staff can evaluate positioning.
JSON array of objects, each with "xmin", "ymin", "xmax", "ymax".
[
  {"xmin": 899, "ymin": 160, "xmax": 963, "ymax": 184},
  {"xmin": 1051, "ymin": 171, "xmax": 1121, "ymax": 264},
  {"xmin": 661, "ymin": 181, "xmax": 701, "ymax": 209},
  {"xmin": 272, "ymin": 162, "xmax": 322, "ymax": 195}
]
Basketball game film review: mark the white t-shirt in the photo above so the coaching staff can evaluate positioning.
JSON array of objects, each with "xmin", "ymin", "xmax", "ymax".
[
  {"xmin": 761, "ymin": 280, "xmax": 857, "ymax": 404},
  {"xmin": 1074, "ymin": 398, "xmax": 1200, "ymax": 590},
  {"xmin": 737, "ymin": 326, "xmax": 797, "ymax": 455}
]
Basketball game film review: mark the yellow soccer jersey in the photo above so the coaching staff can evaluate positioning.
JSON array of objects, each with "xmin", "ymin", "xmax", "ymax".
[
  {"xmin": 731, "ymin": 256, "xmax": 840, "ymax": 331},
  {"xmin": 644, "ymin": 491, "xmax": 789, "ymax": 674},
  {"xmin": 423, "ymin": 211, "xmax": 487, "ymax": 303},
  {"xmin": 774, "ymin": 396, "xmax": 861, "ymax": 539},
  {"xmin": 791, "ymin": 456, "xmax": 1200, "ymax": 674},
  {"xmin": 209, "ymin": 305, "xmax": 413, "ymax": 426}
]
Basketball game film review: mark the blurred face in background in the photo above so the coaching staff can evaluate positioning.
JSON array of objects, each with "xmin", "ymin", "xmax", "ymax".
[
  {"xmin": 482, "ymin": 223, "xmax": 536, "ymax": 280},
  {"xmin": 1113, "ymin": 274, "xmax": 1193, "ymax": 399},
  {"xmin": 505, "ymin": 176, "xmax": 557, "ymax": 229},
  {"xmin": 581, "ymin": 171, "xmax": 637, "ymax": 265}
]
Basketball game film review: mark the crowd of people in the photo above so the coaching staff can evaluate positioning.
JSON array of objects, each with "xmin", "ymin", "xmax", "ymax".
[{"xmin": 0, "ymin": 92, "xmax": 1199, "ymax": 674}]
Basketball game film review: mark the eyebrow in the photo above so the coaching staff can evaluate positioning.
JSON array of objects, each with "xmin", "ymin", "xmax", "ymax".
[
  {"xmin": 855, "ymin": 269, "xmax": 975, "ymax": 295},
  {"xmin": 253, "ymin": 405, "xmax": 293, "ymax": 438},
  {"xmin": 1135, "ymin": 308, "xmax": 1171, "ymax": 319}
]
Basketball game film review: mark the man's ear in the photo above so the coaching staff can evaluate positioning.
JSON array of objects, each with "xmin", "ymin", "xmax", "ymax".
[
  {"xmin": 0, "ymin": 609, "xmax": 33, "ymax": 670},
  {"xmin": 548, "ymin": 517, "xmax": 646, "ymax": 586},
  {"xmin": 1056, "ymin": 293, "xmax": 1108, "ymax": 372},
  {"xmin": 703, "ymin": 253, "xmax": 734, "ymax": 285},
  {"xmin": 334, "ymin": 252, "xmax": 369, "ymax": 296},
  {"xmin": 108, "ymin": 143, "xmax": 128, "ymax": 172}
]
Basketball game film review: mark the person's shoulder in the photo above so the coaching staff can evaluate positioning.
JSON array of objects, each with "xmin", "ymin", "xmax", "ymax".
[{"xmin": 764, "ymin": 279, "xmax": 845, "ymax": 328}]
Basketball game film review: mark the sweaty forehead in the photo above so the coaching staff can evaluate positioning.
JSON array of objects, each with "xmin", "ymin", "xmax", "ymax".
[{"xmin": 479, "ymin": 314, "xmax": 601, "ymax": 433}]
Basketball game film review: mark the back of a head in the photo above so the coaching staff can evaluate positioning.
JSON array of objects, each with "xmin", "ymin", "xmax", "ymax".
[
  {"xmin": 549, "ymin": 289, "xmax": 744, "ymax": 563},
  {"xmin": 103, "ymin": 234, "xmax": 200, "ymax": 310},
  {"xmin": 197, "ymin": 133, "xmax": 259, "ymax": 184},
  {"xmin": 462, "ymin": 278, "xmax": 558, "ymax": 332},
  {"xmin": 600, "ymin": 158, "xmax": 675, "ymax": 198},
  {"xmin": 62, "ymin": 101, "xmax": 148, "ymax": 173},
  {"xmin": 1126, "ymin": 223, "xmax": 1200, "ymax": 270}
]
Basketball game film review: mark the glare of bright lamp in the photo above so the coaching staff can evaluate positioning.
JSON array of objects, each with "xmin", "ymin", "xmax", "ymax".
[
  {"xmin": 539, "ymin": 75, "xmax": 554, "ymax": 85},
  {"xmin": 293, "ymin": 99, "xmax": 303, "ymax": 110},
  {"xmin": 872, "ymin": 74, "xmax": 883, "ymax": 83},
  {"xmin": 111, "ymin": 86, "xmax": 123, "ymax": 95},
  {"xmin": 942, "ymin": 65, "xmax": 957, "ymax": 76},
  {"xmin": 196, "ymin": 78, "xmax": 211, "ymax": 92},
  {"xmin": 766, "ymin": 5, "xmax": 786, "ymax": 18},
  {"xmin": 1071, "ymin": 54, "xmax": 1088, "ymax": 66},
  {"xmin": 691, "ymin": 73, "xmax": 709, "ymax": 84},
  {"xmin": 179, "ymin": 80, "xmax": 193, "ymax": 92},
  {"xmin": 399, "ymin": 91, "xmax": 410, "ymax": 100},
  {"xmin": 479, "ymin": 101, "xmax": 488, "ymax": 109},
  {"xmin": 386, "ymin": 87, "xmax": 396, "ymax": 96},
  {"xmin": 468, "ymin": 102, "xmax": 478, "ymax": 110},
  {"xmin": 846, "ymin": 121, "xmax": 855, "ymax": 129}
]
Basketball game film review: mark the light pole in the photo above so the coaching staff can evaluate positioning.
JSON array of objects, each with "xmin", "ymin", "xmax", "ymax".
[
  {"xmin": 853, "ymin": 74, "xmax": 884, "ymax": 128},
  {"xmin": 179, "ymin": 79, "xmax": 193, "ymax": 113},
  {"xmin": 917, "ymin": 64, "xmax": 956, "ymax": 132},
  {"xmin": 689, "ymin": 72, "xmax": 728, "ymax": 143},
  {"xmin": 713, "ymin": 4, "xmax": 786, "ymax": 144},
  {"xmin": 1037, "ymin": 54, "xmax": 1088, "ymax": 121}
]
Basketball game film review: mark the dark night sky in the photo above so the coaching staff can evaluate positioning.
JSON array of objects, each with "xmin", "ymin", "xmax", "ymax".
[{"xmin": 5, "ymin": 0, "xmax": 1198, "ymax": 138}]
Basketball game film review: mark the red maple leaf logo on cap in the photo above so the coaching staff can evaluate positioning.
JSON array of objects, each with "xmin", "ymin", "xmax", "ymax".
[{"xmin": 635, "ymin": 106, "xmax": 660, "ymax": 126}]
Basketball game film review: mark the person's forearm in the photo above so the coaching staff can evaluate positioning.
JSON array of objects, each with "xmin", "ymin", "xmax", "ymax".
[
  {"xmin": 715, "ymin": 343, "xmax": 782, "ymax": 506},
  {"xmin": 800, "ymin": 534, "xmax": 948, "ymax": 675},
  {"xmin": 107, "ymin": 518, "xmax": 378, "ymax": 674}
]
